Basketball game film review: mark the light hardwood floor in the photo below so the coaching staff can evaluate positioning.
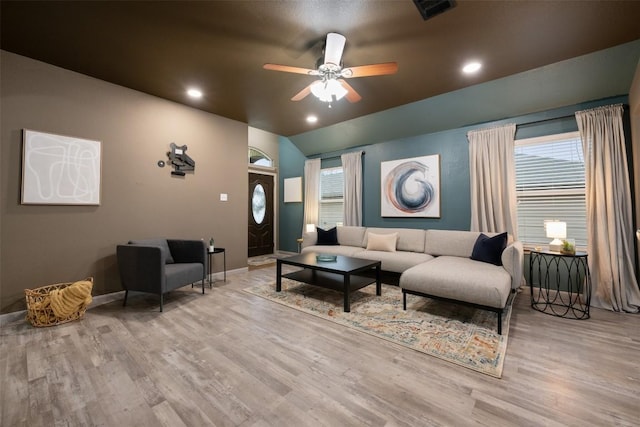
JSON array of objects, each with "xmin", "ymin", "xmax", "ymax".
[{"xmin": 1, "ymin": 264, "xmax": 639, "ymax": 426}]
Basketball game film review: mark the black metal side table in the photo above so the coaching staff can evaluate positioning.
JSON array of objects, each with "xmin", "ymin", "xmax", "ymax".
[
  {"xmin": 207, "ymin": 247, "xmax": 226, "ymax": 287},
  {"xmin": 529, "ymin": 250, "xmax": 591, "ymax": 319}
]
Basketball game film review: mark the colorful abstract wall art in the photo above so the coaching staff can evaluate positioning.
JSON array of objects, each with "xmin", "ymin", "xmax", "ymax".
[{"xmin": 380, "ymin": 155, "xmax": 440, "ymax": 217}]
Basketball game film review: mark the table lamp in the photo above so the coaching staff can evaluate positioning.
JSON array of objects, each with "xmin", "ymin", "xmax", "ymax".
[{"xmin": 546, "ymin": 220, "xmax": 566, "ymax": 252}]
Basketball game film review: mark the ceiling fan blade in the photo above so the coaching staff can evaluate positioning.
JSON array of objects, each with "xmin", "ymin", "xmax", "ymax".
[
  {"xmin": 291, "ymin": 83, "xmax": 313, "ymax": 101},
  {"xmin": 342, "ymin": 62, "xmax": 398, "ymax": 78},
  {"xmin": 324, "ymin": 32, "xmax": 346, "ymax": 66},
  {"xmin": 263, "ymin": 63, "xmax": 319, "ymax": 76},
  {"xmin": 338, "ymin": 79, "xmax": 362, "ymax": 103}
]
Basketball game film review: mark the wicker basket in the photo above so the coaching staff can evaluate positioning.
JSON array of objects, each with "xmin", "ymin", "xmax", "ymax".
[{"xmin": 25, "ymin": 277, "xmax": 93, "ymax": 327}]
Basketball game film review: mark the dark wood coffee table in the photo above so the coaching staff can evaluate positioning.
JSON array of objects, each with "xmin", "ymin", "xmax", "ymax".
[{"xmin": 276, "ymin": 252, "xmax": 382, "ymax": 312}]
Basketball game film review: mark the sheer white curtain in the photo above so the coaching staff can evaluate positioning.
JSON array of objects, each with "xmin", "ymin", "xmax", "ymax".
[
  {"xmin": 467, "ymin": 123, "xmax": 518, "ymax": 237},
  {"xmin": 576, "ymin": 104, "xmax": 640, "ymax": 312},
  {"xmin": 302, "ymin": 158, "xmax": 321, "ymax": 235},
  {"xmin": 341, "ymin": 151, "xmax": 363, "ymax": 226}
]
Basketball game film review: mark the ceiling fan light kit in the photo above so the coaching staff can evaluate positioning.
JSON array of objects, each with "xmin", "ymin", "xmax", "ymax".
[
  {"xmin": 310, "ymin": 79, "xmax": 348, "ymax": 102},
  {"xmin": 264, "ymin": 32, "xmax": 398, "ymax": 104}
]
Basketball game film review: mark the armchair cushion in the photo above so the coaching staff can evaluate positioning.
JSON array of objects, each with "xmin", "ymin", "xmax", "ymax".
[{"xmin": 129, "ymin": 238, "xmax": 174, "ymax": 264}]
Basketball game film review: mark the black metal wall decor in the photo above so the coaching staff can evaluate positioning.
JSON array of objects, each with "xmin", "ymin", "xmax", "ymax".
[{"xmin": 167, "ymin": 143, "xmax": 195, "ymax": 176}]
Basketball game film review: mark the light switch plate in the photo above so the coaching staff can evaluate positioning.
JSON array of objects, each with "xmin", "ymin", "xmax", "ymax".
[{"xmin": 220, "ymin": 193, "xmax": 228, "ymax": 201}]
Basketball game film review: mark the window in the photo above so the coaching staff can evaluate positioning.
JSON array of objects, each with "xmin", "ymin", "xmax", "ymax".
[
  {"xmin": 248, "ymin": 147, "xmax": 272, "ymax": 167},
  {"xmin": 515, "ymin": 131, "xmax": 586, "ymax": 249},
  {"xmin": 319, "ymin": 167, "xmax": 344, "ymax": 228}
]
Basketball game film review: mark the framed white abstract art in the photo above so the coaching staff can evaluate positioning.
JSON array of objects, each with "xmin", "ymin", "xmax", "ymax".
[
  {"xmin": 21, "ymin": 129, "xmax": 102, "ymax": 205},
  {"xmin": 283, "ymin": 176, "xmax": 302, "ymax": 202}
]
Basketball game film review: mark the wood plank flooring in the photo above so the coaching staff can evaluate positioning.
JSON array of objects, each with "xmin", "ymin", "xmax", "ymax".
[{"xmin": 1, "ymin": 264, "xmax": 639, "ymax": 426}]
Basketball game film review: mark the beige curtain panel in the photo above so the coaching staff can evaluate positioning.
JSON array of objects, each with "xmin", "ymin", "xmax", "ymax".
[
  {"xmin": 576, "ymin": 104, "xmax": 640, "ymax": 313},
  {"xmin": 302, "ymin": 158, "xmax": 321, "ymax": 235},
  {"xmin": 341, "ymin": 151, "xmax": 363, "ymax": 226},
  {"xmin": 468, "ymin": 123, "xmax": 518, "ymax": 238}
]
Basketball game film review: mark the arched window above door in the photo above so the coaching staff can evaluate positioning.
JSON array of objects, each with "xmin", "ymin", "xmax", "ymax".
[{"xmin": 249, "ymin": 147, "xmax": 273, "ymax": 167}]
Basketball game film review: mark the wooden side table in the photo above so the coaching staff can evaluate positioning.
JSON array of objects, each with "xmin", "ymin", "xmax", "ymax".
[
  {"xmin": 207, "ymin": 247, "xmax": 226, "ymax": 287},
  {"xmin": 529, "ymin": 250, "xmax": 591, "ymax": 319}
]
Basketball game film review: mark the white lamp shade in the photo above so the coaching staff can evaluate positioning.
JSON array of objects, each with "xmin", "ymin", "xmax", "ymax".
[
  {"xmin": 546, "ymin": 220, "xmax": 566, "ymax": 251},
  {"xmin": 546, "ymin": 221, "xmax": 567, "ymax": 239}
]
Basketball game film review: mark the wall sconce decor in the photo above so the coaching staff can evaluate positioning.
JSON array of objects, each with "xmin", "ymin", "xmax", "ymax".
[{"xmin": 167, "ymin": 142, "xmax": 195, "ymax": 176}]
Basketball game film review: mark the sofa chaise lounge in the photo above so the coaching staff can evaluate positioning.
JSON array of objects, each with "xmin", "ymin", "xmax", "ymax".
[{"xmin": 301, "ymin": 226, "xmax": 523, "ymax": 334}]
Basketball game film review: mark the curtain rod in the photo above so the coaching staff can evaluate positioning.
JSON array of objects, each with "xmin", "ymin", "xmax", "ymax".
[
  {"xmin": 517, "ymin": 103, "xmax": 629, "ymax": 128},
  {"xmin": 319, "ymin": 150, "xmax": 365, "ymax": 161},
  {"xmin": 516, "ymin": 114, "xmax": 575, "ymax": 128}
]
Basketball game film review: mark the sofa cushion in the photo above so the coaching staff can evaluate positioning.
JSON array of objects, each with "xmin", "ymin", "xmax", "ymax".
[
  {"xmin": 423, "ymin": 230, "xmax": 482, "ymax": 257},
  {"xmin": 400, "ymin": 256, "xmax": 512, "ymax": 308},
  {"xmin": 364, "ymin": 227, "xmax": 426, "ymax": 253},
  {"xmin": 337, "ymin": 226, "xmax": 366, "ymax": 247},
  {"xmin": 302, "ymin": 245, "xmax": 364, "ymax": 257},
  {"xmin": 129, "ymin": 238, "xmax": 174, "ymax": 264},
  {"xmin": 471, "ymin": 232, "xmax": 507, "ymax": 266},
  {"xmin": 316, "ymin": 226, "xmax": 338, "ymax": 245},
  {"xmin": 353, "ymin": 250, "xmax": 433, "ymax": 273},
  {"xmin": 366, "ymin": 232, "xmax": 398, "ymax": 252}
]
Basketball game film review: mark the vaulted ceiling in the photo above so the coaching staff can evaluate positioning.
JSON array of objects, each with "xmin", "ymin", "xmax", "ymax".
[{"xmin": 2, "ymin": 1, "xmax": 640, "ymax": 148}]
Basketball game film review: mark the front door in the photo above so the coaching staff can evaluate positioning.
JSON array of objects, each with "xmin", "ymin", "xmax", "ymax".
[{"xmin": 248, "ymin": 173, "xmax": 274, "ymax": 257}]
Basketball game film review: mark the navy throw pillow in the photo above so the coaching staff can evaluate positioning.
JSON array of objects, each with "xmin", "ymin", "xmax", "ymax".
[
  {"xmin": 471, "ymin": 232, "xmax": 508, "ymax": 266},
  {"xmin": 316, "ymin": 226, "xmax": 339, "ymax": 245}
]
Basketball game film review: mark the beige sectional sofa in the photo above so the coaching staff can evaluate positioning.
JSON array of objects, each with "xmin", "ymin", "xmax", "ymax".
[{"xmin": 301, "ymin": 226, "xmax": 524, "ymax": 334}]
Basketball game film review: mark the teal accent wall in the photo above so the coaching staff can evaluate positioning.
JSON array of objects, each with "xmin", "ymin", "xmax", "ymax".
[
  {"xmin": 363, "ymin": 127, "xmax": 470, "ymax": 229},
  {"xmin": 278, "ymin": 95, "xmax": 629, "ymax": 250},
  {"xmin": 278, "ymin": 136, "xmax": 306, "ymax": 252}
]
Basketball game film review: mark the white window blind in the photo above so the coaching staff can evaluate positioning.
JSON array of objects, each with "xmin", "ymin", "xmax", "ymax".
[
  {"xmin": 319, "ymin": 167, "xmax": 344, "ymax": 228},
  {"xmin": 515, "ymin": 131, "xmax": 586, "ymax": 249}
]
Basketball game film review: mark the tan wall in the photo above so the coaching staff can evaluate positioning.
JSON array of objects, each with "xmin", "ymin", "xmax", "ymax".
[
  {"xmin": 248, "ymin": 127, "xmax": 279, "ymax": 168},
  {"xmin": 0, "ymin": 51, "xmax": 249, "ymax": 313}
]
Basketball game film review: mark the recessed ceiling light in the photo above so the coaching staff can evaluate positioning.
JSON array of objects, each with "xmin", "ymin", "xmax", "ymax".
[
  {"xmin": 306, "ymin": 115, "xmax": 318, "ymax": 124},
  {"xmin": 462, "ymin": 62, "xmax": 482, "ymax": 74},
  {"xmin": 187, "ymin": 88, "xmax": 203, "ymax": 98}
]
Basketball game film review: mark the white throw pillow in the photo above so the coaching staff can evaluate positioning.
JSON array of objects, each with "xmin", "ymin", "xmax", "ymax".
[{"xmin": 366, "ymin": 232, "xmax": 398, "ymax": 252}]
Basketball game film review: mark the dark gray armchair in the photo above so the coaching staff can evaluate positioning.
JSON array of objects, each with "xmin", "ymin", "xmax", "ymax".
[{"xmin": 117, "ymin": 238, "xmax": 207, "ymax": 311}]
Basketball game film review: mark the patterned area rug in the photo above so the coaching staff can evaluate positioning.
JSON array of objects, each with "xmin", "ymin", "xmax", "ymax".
[{"xmin": 244, "ymin": 278, "xmax": 517, "ymax": 378}]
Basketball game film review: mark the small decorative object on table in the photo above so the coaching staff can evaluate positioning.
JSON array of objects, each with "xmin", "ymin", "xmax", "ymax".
[
  {"xmin": 561, "ymin": 239, "xmax": 576, "ymax": 255},
  {"xmin": 25, "ymin": 277, "xmax": 94, "ymax": 327},
  {"xmin": 209, "ymin": 237, "xmax": 215, "ymax": 253},
  {"xmin": 316, "ymin": 253, "xmax": 337, "ymax": 262}
]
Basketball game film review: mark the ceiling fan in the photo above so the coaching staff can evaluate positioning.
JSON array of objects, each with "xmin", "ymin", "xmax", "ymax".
[{"xmin": 263, "ymin": 32, "xmax": 398, "ymax": 103}]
